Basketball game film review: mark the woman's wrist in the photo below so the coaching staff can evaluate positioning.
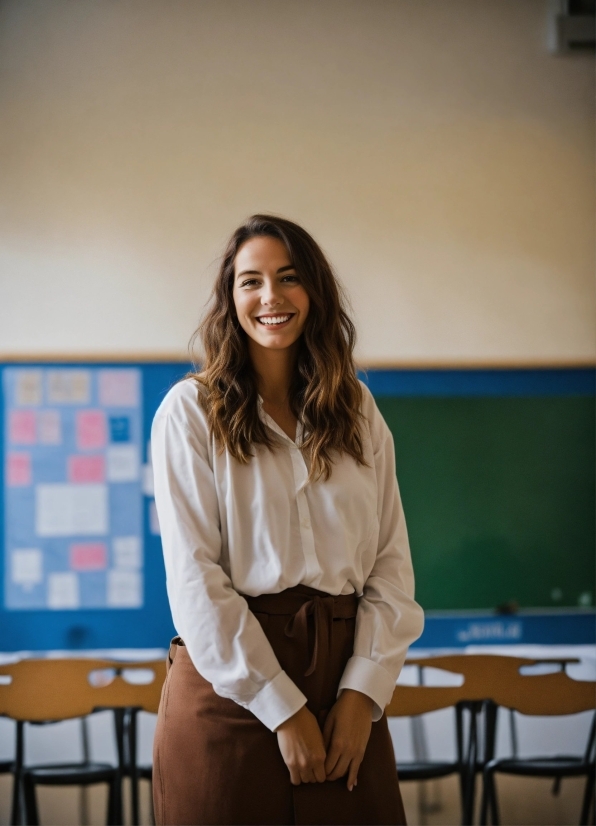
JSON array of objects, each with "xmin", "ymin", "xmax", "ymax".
[
  {"xmin": 339, "ymin": 688, "xmax": 374, "ymax": 713},
  {"xmin": 274, "ymin": 703, "xmax": 309, "ymax": 732}
]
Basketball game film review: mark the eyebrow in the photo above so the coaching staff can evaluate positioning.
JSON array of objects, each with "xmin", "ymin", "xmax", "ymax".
[{"xmin": 236, "ymin": 264, "xmax": 296, "ymax": 278}]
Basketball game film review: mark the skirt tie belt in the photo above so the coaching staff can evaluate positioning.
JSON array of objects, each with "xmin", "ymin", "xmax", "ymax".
[{"xmin": 243, "ymin": 585, "xmax": 359, "ymax": 677}]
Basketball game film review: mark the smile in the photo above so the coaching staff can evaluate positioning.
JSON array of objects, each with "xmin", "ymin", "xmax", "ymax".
[{"xmin": 256, "ymin": 314, "xmax": 294, "ymax": 326}]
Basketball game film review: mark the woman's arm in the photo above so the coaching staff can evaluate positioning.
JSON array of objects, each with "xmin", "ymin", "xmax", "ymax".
[
  {"xmin": 152, "ymin": 381, "xmax": 307, "ymax": 733},
  {"xmin": 337, "ymin": 409, "xmax": 425, "ymax": 717},
  {"xmin": 324, "ymin": 391, "xmax": 425, "ymax": 785}
]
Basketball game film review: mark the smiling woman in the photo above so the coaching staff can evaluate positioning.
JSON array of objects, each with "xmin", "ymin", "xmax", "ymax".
[
  {"xmin": 193, "ymin": 214, "xmax": 368, "ymax": 482},
  {"xmin": 150, "ymin": 214, "xmax": 424, "ymax": 825}
]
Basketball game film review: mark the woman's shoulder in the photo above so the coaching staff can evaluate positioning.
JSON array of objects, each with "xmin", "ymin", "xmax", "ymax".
[
  {"xmin": 153, "ymin": 375, "xmax": 209, "ymax": 431},
  {"xmin": 357, "ymin": 379, "xmax": 391, "ymax": 450}
]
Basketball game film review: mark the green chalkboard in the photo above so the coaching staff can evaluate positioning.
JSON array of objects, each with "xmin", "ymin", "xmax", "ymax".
[{"xmin": 377, "ymin": 396, "xmax": 595, "ymax": 611}]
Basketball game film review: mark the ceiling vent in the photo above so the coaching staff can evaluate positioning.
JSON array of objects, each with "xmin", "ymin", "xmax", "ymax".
[{"xmin": 548, "ymin": 0, "xmax": 595, "ymax": 53}]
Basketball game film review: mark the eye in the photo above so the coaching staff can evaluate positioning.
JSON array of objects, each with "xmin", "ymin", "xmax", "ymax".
[
  {"xmin": 240, "ymin": 278, "xmax": 259, "ymax": 288},
  {"xmin": 281, "ymin": 274, "xmax": 299, "ymax": 283}
]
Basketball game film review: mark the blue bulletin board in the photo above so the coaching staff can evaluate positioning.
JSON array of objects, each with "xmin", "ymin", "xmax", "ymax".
[
  {"xmin": 0, "ymin": 362, "xmax": 593, "ymax": 652},
  {"xmin": 0, "ymin": 362, "xmax": 189, "ymax": 651}
]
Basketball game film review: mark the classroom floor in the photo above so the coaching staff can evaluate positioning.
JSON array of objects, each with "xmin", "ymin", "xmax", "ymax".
[{"xmin": 0, "ymin": 771, "xmax": 588, "ymax": 825}]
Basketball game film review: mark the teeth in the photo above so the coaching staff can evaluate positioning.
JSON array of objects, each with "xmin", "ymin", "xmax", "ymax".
[{"xmin": 258, "ymin": 315, "xmax": 291, "ymax": 325}]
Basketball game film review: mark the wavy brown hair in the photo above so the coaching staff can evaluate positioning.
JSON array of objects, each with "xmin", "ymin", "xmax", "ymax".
[{"xmin": 190, "ymin": 214, "xmax": 365, "ymax": 481}]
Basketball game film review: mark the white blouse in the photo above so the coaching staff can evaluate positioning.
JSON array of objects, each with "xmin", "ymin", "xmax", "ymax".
[{"xmin": 151, "ymin": 377, "xmax": 424, "ymax": 732}]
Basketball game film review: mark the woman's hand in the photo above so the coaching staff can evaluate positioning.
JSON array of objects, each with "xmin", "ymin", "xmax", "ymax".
[
  {"xmin": 323, "ymin": 689, "xmax": 374, "ymax": 790},
  {"xmin": 275, "ymin": 705, "xmax": 327, "ymax": 785}
]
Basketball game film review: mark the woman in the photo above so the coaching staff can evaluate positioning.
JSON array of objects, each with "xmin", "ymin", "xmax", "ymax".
[{"xmin": 151, "ymin": 214, "xmax": 424, "ymax": 826}]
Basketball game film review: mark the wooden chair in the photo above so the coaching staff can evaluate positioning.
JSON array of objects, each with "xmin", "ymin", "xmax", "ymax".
[
  {"xmin": 390, "ymin": 654, "xmax": 595, "ymax": 824},
  {"xmin": 476, "ymin": 661, "xmax": 596, "ymax": 825},
  {"xmin": 388, "ymin": 656, "xmax": 500, "ymax": 825},
  {"xmin": 0, "ymin": 657, "xmax": 165, "ymax": 826}
]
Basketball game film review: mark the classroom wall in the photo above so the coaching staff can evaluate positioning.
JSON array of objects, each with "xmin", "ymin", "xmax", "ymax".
[{"xmin": 0, "ymin": 0, "xmax": 594, "ymax": 364}]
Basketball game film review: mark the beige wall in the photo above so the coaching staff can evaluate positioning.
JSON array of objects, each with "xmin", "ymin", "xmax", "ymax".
[{"xmin": 0, "ymin": 0, "xmax": 594, "ymax": 364}]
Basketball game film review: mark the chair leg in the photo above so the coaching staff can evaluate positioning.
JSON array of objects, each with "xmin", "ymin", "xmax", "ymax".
[
  {"xmin": 484, "ymin": 702, "xmax": 498, "ymax": 764},
  {"xmin": 480, "ymin": 702, "xmax": 499, "ymax": 826},
  {"xmin": 107, "ymin": 774, "xmax": 124, "ymax": 826},
  {"xmin": 489, "ymin": 773, "xmax": 499, "ymax": 826},
  {"xmin": 22, "ymin": 776, "xmax": 39, "ymax": 826},
  {"xmin": 480, "ymin": 767, "xmax": 499, "ymax": 826},
  {"xmin": 480, "ymin": 771, "xmax": 490, "ymax": 825},
  {"xmin": 455, "ymin": 704, "xmax": 466, "ymax": 818},
  {"xmin": 462, "ymin": 704, "xmax": 480, "ymax": 826},
  {"xmin": 112, "ymin": 708, "xmax": 126, "ymax": 826},
  {"xmin": 580, "ymin": 767, "xmax": 595, "ymax": 826},
  {"xmin": 128, "ymin": 710, "xmax": 140, "ymax": 826},
  {"xmin": 11, "ymin": 720, "xmax": 25, "ymax": 826}
]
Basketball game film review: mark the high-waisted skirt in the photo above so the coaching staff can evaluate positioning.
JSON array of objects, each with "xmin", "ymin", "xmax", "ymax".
[{"xmin": 153, "ymin": 585, "xmax": 406, "ymax": 825}]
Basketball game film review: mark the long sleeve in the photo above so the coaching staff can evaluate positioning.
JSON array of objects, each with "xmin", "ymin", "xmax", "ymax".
[
  {"xmin": 151, "ymin": 385, "xmax": 307, "ymax": 731},
  {"xmin": 338, "ymin": 407, "xmax": 425, "ymax": 721}
]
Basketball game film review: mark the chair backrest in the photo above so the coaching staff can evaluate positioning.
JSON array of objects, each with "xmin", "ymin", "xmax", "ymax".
[
  {"xmin": 387, "ymin": 655, "xmax": 596, "ymax": 717},
  {"xmin": 0, "ymin": 657, "xmax": 167, "ymax": 722}
]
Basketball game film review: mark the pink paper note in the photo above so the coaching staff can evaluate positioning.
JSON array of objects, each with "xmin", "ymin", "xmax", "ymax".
[
  {"xmin": 6, "ymin": 453, "xmax": 32, "ymax": 486},
  {"xmin": 76, "ymin": 410, "xmax": 107, "ymax": 450},
  {"xmin": 37, "ymin": 410, "xmax": 61, "ymax": 445},
  {"xmin": 98, "ymin": 370, "xmax": 139, "ymax": 407},
  {"xmin": 68, "ymin": 455, "xmax": 105, "ymax": 483},
  {"xmin": 70, "ymin": 542, "xmax": 107, "ymax": 571},
  {"xmin": 9, "ymin": 410, "xmax": 36, "ymax": 444}
]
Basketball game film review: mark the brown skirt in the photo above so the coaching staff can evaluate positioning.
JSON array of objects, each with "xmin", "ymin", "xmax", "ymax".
[{"xmin": 153, "ymin": 585, "xmax": 406, "ymax": 825}]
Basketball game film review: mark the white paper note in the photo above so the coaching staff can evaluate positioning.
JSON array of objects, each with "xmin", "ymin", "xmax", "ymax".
[
  {"xmin": 37, "ymin": 410, "xmax": 62, "ymax": 445},
  {"xmin": 113, "ymin": 536, "xmax": 142, "ymax": 570},
  {"xmin": 36, "ymin": 484, "xmax": 109, "ymax": 536},
  {"xmin": 47, "ymin": 572, "xmax": 80, "ymax": 609},
  {"xmin": 106, "ymin": 445, "xmax": 139, "ymax": 482},
  {"xmin": 47, "ymin": 370, "xmax": 90, "ymax": 404},
  {"xmin": 15, "ymin": 370, "xmax": 43, "ymax": 406},
  {"xmin": 11, "ymin": 549, "xmax": 43, "ymax": 590},
  {"xmin": 107, "ymin": 570, "xmax": 142, "ymax": 608},
  {"xmin": 98, "ymin": 369, "xmax": 140, "ymax": 407}
]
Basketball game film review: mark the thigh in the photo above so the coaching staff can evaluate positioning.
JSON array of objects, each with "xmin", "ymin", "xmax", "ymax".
[{"xmin": 153, "ymin": 643, "xmax": 293, "ymax": 826}]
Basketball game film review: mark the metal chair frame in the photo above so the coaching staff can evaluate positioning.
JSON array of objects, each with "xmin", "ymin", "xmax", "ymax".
[
  {"xmin": 389, "ymin": 654, "xmax": 595, "ymax": 826},
  {"xmin": 0, "ymin": 657, "xmax": 165, "ymax": 826},
  {"xmin": 390, "ymin": 659, "xmax": 499, "ymax": 825},
  {"xmin": 480, "ymin": 707, "xmax": 596, "ymax": 825}
]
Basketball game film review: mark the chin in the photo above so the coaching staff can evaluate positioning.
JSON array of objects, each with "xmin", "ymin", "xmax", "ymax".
[{"xmin": 254, "ymin": 335, "xmax": 300, "ymax": 350}]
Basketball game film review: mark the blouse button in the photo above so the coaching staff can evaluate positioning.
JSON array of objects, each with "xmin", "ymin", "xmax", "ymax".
[{"xmin": 301, "ymin": 517, "xmax": 311, "ymax": 530}]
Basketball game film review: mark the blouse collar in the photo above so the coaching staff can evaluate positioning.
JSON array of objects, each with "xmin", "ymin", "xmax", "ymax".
[{"xmin": 257, "ymin": 395, "xmax": 304, "ymax": 447}]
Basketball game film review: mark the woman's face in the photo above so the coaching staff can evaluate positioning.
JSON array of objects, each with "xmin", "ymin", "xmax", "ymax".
[{"xmin": 232, "ymin": 235, "xmax": 310, "ymax": 353}]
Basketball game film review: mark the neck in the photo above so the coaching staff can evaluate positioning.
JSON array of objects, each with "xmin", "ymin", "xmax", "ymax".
[{"xmin": 248, "ymin": 340, "xmax": 298, "ymax": 405}]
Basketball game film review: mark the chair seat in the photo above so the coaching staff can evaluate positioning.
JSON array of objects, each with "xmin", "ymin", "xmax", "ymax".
[
  {"xmin": 397, "ymin": 760, "xmax": 459, "ymax": 780},
  {"xmin": 24, "ymin": 761, "xmax": 118, "ymax": 785},
  {"xmin": 487, "ymin": 756, "xmax": 590, "ymax": 778}
]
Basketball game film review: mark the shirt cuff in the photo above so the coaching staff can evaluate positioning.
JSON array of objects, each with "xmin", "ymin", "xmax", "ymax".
[
  {"xmin": 247, "ymin": 670, "xmax": 307, "ymax": 731},
  {"xmin": 337, "ymin": 655, "xmax": 397, "ymax": 722}
]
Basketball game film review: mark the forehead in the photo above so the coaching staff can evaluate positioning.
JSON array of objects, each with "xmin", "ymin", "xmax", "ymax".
[{"xmin": 234, "ymin": 236, "xmax": 291, "ymax": 274}]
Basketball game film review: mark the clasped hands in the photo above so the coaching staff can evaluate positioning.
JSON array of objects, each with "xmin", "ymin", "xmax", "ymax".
[{"xmin": 275, "ymin": 689, "xmax": 373, "ymax": 791}]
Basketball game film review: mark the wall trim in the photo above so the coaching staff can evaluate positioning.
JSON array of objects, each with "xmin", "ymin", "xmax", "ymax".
[{"xmin": 0, "ymin": 354, "xmax": 595, "ymax": 368}]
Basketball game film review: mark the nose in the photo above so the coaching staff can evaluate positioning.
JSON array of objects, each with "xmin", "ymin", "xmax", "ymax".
[{"xmin": 260, "ymin": 280, "xmax": 283, "ymax": 307}]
